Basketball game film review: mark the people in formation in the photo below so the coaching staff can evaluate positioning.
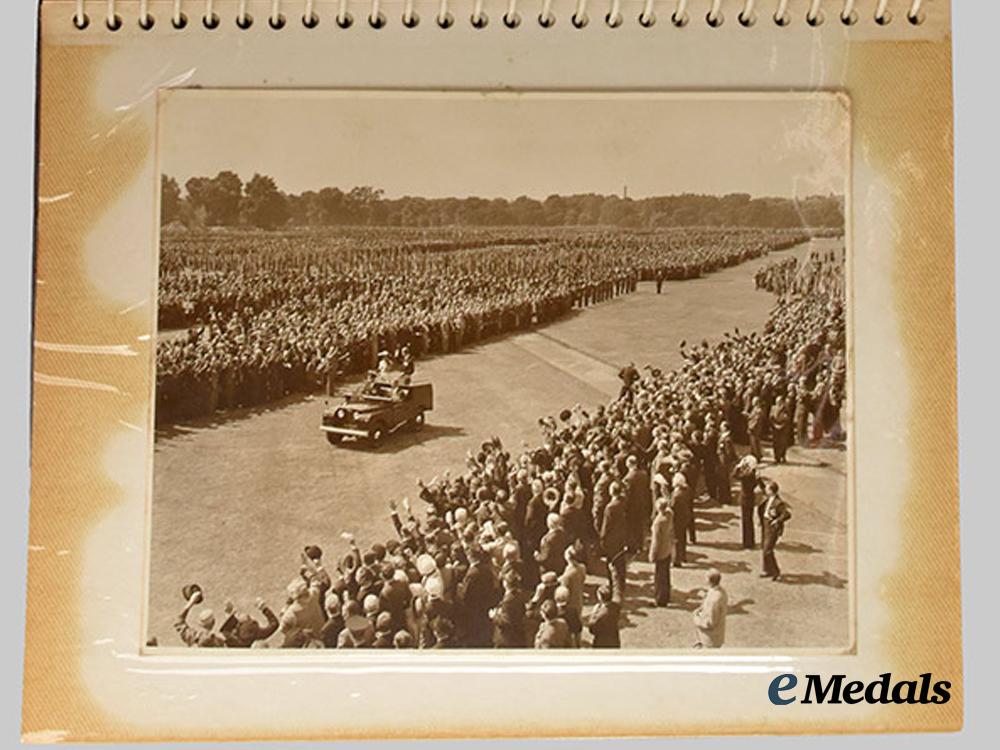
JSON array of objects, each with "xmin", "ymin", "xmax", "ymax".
[
  {"xmin": 169, "ymin": 249, "xmax": 845, "ymax": 649},
  {"xmin": 155, "ymin": 227, "xmax": 821, "ymax": 425}
]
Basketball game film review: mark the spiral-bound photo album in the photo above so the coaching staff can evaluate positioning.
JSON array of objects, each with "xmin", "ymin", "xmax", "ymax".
[{"xmin": 25, "ymin": 0, "xmax": 959, "ymax": 741}]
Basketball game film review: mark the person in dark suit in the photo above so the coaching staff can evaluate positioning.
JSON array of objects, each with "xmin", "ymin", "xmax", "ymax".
[
  {"xmin": 617, "ymin": 361, "xmax": 640, "ymax": 402},
  {"xmin": 587, "ymin": 584, "xmax": 621, "ymax": 648},
  {"xmin": 491, "ymin": 573, "xmax": 527, "ymax": 648},
  {"xmin": 770, "ymin": 394, "xmax": 791, "ymax": 464},
  {"xmin": 716, "ymin": 424, "xmax": 737, "ymax": 505},
  {"xmin": 623, "ymin": 454, "xmax": 652, "ymax": 554},
  {"xmin": 734, "ymin": 455, "xmax": 764, "ymax": 549},
  {"xmin": 669, "ymin": 472, "xmax": 692, "ymax": 566},
  {"xmin": 759, "ymin": 481, "xmax": 792, "ymax": 580},
  {"xmin": 457, "ymin": 546, "xmax": 499, "ymax": 647},
  {"xmin": 793, "ymin": 377, "xmax": 812, "ymax": 446},
  {"xmin": 600, "ymin": 485, "xmax": 629, "ymax": 602}
]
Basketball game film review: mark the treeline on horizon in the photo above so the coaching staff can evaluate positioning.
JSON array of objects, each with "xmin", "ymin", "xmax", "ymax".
[{"xmin": 161, "ymin": 171, "xmax": 845, "ymax": 231}]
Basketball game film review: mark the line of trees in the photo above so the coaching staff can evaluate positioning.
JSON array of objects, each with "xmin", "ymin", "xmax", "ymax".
[{"xmin": 161, "ymin": 171, "xmax": 844, "ymax": 230}]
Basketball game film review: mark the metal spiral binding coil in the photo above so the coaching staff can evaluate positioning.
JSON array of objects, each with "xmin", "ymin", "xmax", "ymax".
[{"xmin": 71, "ymin": 0, "xmax": 928, "ymax": 31}]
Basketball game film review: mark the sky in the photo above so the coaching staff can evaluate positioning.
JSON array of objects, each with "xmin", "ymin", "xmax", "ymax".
[{"xmin": 159, "ymin": 91, "xmax": 849, "ymax": 200}]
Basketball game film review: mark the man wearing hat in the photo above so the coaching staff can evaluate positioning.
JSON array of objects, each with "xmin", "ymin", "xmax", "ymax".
[
  {"xmin": 534, "ymin": 599, "xmax": 571, "ymax": 649},
  {"xmin": 174, "ymin": 586, "xmax": 225, "ymax": 648},
  {"xmin": 491, "ymin": 572, "xmax": 528, "ymax": 648},
  {"xmin": 379, "ymin": 564, "xmax": 412, "ymax": 632},
  {"xmin": 280, "ymin": 578, "xmax": 325, "ymax": 647},
  {"xmin": 219, "ymin": 597, "xmax": 280, "ymax": 648},
  {"xmin": 301, "ymin": 544, "xmax": 331, "ymax": 604},
  {"xmin": 587, "ymin": 584, "xmax": 622, "ymax": 648},
  {"xmin": 339, "ymin": 614, "xmax": 375, "ymax": 648}
]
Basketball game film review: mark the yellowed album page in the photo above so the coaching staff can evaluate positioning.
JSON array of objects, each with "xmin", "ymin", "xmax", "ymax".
[{"xmin": 25, "ymin": 0, "xmax": 958, "ymax": 741}]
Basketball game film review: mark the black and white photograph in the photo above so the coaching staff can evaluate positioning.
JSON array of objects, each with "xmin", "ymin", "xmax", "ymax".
[{"xmin": 147, "ymin": 91, "xmax": 850, "ymax": 652}]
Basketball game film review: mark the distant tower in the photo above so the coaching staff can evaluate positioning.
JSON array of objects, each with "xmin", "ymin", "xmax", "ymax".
[{"xmin": 623, "ymin": 184, "xmax": 628, "ymax": 200}]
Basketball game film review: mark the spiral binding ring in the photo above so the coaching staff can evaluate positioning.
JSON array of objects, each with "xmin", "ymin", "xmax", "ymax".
[
  {"xmin": 268, "ymin": 0, "xmax": 285, "ymax": 28},
  {"xmin": 503, "ymin": 0, "xmax": 521, "ymax": 28},
  {"xmin": 402, "ymin": 0, "xmax": 419, "ymax": 26},
  {"xmin": 774, "ymin": 0, "xmax": 790, "ymax": 25},
  {"xmin": 202, "ymin": 0, "xmax": 219, "ymax": 28},
  {"xmin": 874, "ymin": 0, "xmax": 891, "ymax": 24},
  {"xmin": 706, "ymin": 0, "xmax": 723, "ymax": 26},
  {"xmin": 369, "ymin": 0, "xmax": 387, "ymax": 27},
  {"xmin": 672, "ymin": 0, "xmax": 690, "ymax": 27},
  {"xmin": 437, "ymin": 0, "xmax": 454, "ymax": 27},
  {"xmin": 536, "ymin": 0, "xmax": 552, "ymax": 27},
  {"xmin": 301, "ymin": 0, "xmax": 319, "ymax": 26},
  {"xmin": 639, "ymin": 0, "xmax": 656, "ymax": 27},
  {"xmin": 805, "ymin": 0, "xmax": 823, "ymax": 26},
  {"xmin": 68, "ymin": 0, "xmax": 933, "ymax": 32},
  {"xmin": 335, "ymin": 0, "xmax": 351, "ymax": 27},
  {"xmin": 171, "ymin": 0, "xmax": 187, "ymax": 27},
  {"xmin": 606, "ymin": 0, "xmax": 622, "ymax": 27},
  {"xmin": 840, "ymin": 0, "xmax": 857, "ymax": 24},
  {"xmin": 102, "ymin": 0, "xmax": 121, "ymax": 29},
  {"xmin": 236, "ymin": 0, "xmax": 252, "ymax": 28},
  {"xmin": 137, "ymin": 0, "xmax": 153, "ymax": 29},
  {"xmin": 471, "ymin": 0, "xmax": 487, "ymax": 27}
]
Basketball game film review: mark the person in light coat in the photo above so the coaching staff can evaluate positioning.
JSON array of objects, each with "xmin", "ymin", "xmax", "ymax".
[{"xmin": 693, "ymin": 568, "xmax": 728, "ymax": 648}]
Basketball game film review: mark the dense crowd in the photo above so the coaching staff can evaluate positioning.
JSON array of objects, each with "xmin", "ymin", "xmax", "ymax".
[
  {"xmin": 169, "ymin": 247, "xmax": 846, "ymax": 650},
  {"xmin": 155, "ymin": 227, "xmax": 814, "ymax": 425},
  {"xmin": 755, "ymin": 253, "xmax": 845, "ymax": 299}
]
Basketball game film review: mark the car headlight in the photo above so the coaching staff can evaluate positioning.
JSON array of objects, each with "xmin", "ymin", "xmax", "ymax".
[{"xmin": 335, "ymin": 408, "xmax": 347, "ymax": 420}]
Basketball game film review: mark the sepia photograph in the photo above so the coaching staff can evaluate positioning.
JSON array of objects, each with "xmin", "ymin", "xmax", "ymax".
[{"xmin": 147, "ymin": 91, "xmax": 850, "ymax": 652}]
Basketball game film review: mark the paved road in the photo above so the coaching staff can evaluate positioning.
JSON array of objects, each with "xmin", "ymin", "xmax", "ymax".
[{"xmin": 148, "ymin": 238, "xmax": 848, "ymax": 648}]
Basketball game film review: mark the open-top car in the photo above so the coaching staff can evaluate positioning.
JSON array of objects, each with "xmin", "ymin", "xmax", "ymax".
[{"xmin": 321, "ymin": 380, "xmax": 433, "ymax": 447}]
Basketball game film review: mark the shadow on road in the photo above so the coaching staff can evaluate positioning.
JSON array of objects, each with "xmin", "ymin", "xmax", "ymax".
[
  {"xmin": 696, "ymin": 539, "xmax": 747, "ymax": 552},
  {"xmin": 334, "ymin": 423, "xmax": 468, "ymax": 454},
  {"xmin": 777, "ymin": 571, "xmax": 847, "ymax": 589},
  {"xmin": 695, "ymin": 507, "xmax": 740, "ymax": 533},
  {"xmin": 777, "ymin": 540, "xmax": 824, "ymax": 555},
  {"xmin": 684, "ymin": 549, "xmax": 753, "ymax": 576},
  {"xmin": 155, "ymin": 392, "xmax": 316, "ymax": 441},
  {"xmin": 727, "ymin": 597, "xmax": 756, "ymax": 616}
]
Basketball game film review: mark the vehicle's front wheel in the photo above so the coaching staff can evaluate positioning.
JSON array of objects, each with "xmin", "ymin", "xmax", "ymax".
[
  {"xmin": 410, "ymin": 412, "xmax": 425, "ymax": 431},
  {"xmin": 326, "ymin": 432, "xmax": 343, "ymax": 446},
  {"xmin": 368, "ymin": 423, "xmax": 385, "ymax": 447}
]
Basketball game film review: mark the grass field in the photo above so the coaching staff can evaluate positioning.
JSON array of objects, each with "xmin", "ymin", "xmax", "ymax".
[{"xmin": 147, "ymin": 238, "xmax": 849, "ymax": 650}]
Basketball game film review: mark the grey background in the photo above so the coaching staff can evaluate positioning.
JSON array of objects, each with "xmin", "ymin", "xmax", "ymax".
[{"xmin": 1, "ymin": 0, "xmax": 993, "ymax": 746}]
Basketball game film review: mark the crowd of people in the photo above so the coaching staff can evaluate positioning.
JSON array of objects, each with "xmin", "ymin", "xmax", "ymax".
[
  {"xmin": 155, "ymin": 227, "xmax": 814, "ymax": 425},
  {"xmin": 168, "ymin": 246, "xmax": 846, "ymax": 650}
]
